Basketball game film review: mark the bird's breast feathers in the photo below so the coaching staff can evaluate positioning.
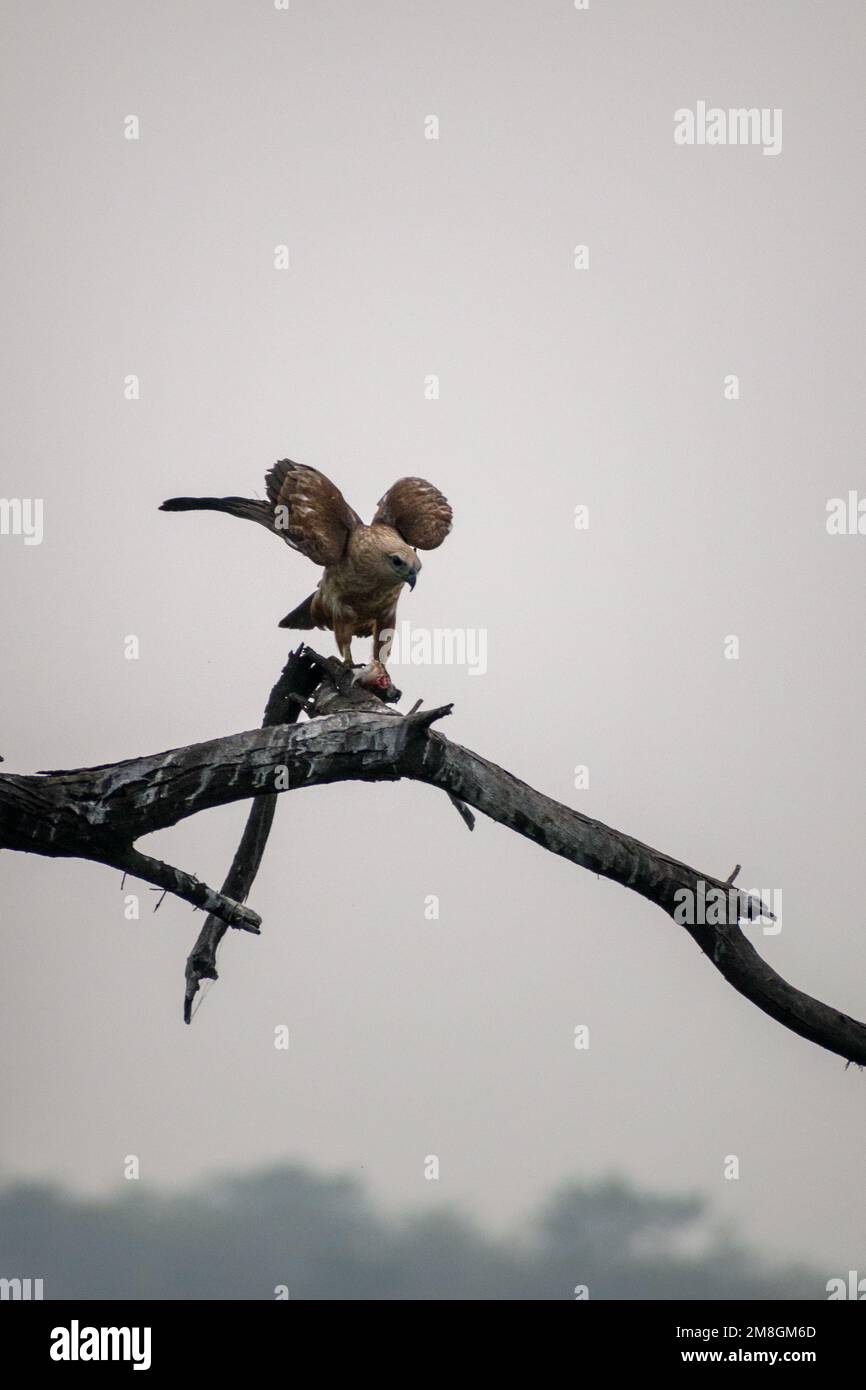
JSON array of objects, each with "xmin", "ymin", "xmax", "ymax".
[{"xmin": 316, "ymin": 566, "xmax": 402, "ymax": 629}]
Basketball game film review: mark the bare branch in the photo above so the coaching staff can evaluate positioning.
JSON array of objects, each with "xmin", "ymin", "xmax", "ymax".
[
  {"xmin": 115, "ymin": 847, "xmax": 261, "ymax": 933},
  {"xmin": 2, "ymin": 646, "xmax": 864, "ymax": 1066},
  {"xmin": 447, "ymin": 793, "xmax": 476, "ymax": 832},
  {"xmin": 184, "ymin": 646, "xmax": 322, "ymax": 1022}
]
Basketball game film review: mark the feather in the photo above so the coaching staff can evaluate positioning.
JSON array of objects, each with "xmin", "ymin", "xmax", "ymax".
[
  {"xmin": 372, "ymin": 477, "xmax": 452, "ymax": 549},
  {"xmin": 264, "ymin": 459, "xmax": 361, "ymax": 567}
]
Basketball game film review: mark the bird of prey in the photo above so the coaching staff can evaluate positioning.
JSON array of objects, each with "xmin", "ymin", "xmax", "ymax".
[{"xmin": 160, "ymin": 460, "xmax": 452, "ymax": 686}]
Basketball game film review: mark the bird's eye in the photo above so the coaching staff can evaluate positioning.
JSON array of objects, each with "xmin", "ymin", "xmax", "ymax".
[{"xmin": 389, "ymin": 554, "xmax": 403, "ymax": 567}]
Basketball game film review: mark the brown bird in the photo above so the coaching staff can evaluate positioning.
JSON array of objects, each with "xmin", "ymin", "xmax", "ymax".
[{"xmin": 161, "ymin": 460, "xmax": 452, "ymax": 685}]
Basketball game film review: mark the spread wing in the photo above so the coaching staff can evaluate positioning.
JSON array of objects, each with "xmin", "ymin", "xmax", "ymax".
[
  {"xmin": 265, "ymin": 459, "xmax": 361, "ymax": 567},
  {"xmin": 372, "ymin": 477, "xmax": 452, "ymax": 550}
]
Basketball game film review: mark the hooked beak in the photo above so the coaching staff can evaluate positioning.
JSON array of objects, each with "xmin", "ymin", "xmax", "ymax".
[{"xmin": 405, "ymin": 570, "xmax": 417, "ymax": 590}]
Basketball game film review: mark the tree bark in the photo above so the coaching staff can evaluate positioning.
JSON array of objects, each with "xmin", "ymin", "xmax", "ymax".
[
  {"xmin": 183, "ymin": 646, "xmax": 324, "ymax": 1021},
  {"xmin": 1, "ymin": 647, "xmax": 864, "ymax": 1066}
]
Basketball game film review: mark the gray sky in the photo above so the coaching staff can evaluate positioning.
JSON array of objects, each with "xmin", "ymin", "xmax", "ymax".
[{"xmin": 1, "ymin": 0, "xmax": 865, "ymax": 1277}]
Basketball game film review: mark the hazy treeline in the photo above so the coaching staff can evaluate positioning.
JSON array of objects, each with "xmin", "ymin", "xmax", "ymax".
[{"xmin": 0, "ymin": 1166, "xmax": 819, "ymax": 1300}]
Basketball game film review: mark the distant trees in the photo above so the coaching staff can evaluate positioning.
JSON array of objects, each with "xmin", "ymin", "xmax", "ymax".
[{"xmin": 0, "ymin": 1165, "xmax": 816, "ymax": 1301}]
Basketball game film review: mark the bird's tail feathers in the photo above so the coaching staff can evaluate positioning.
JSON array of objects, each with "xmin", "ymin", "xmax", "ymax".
[
  {"xmin": 278, "ymin": 593, "xmax": 318, "ymax": 629},
  {"xmin": 159, "ymin": 496, "xmax": 272, "ymax": 528}
]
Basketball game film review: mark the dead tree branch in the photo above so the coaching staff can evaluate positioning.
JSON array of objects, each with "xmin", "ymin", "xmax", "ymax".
[
  {"xmin": 183, "ymin": 646, "xmax": 322, "ymax": 1021},
  {"xmin": 1, "ymin": 647, "xmax": 864, "ymax": 1066}
]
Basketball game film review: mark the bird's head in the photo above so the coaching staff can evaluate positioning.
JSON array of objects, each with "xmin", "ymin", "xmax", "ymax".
[{"xmin": 373, "ymin": 528, "xmax": 421, "ymax": 590}]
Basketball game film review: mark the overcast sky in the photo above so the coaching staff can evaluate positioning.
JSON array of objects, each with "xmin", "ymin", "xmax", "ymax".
[{"xmin": 1, "ymin": 0, "xmax": 864, "ymax": 1280}]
